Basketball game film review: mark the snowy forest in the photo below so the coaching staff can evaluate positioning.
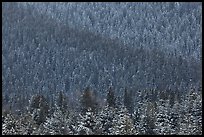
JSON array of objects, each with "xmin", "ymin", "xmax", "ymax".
[{"xmin": 2, "ymin": 2, "xmax": 202, "ymax": 135}]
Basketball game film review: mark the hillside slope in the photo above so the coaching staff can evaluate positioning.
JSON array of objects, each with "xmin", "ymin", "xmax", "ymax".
[{"xmin": 2, "ymin": 3, "xmax": 202, "ymax": 100}]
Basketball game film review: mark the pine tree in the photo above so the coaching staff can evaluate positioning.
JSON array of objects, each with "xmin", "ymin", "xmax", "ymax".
[
  {"xmin": 2, "ymin": 113, "xmax": 19, "ymax": 135},
  {"xmin": 184, "ymin": 91, "xmax": 202, "ymax": 135},
  {"xmin": 96, "ymin": 105, "xmax": 116, "ymax": 135},
  {"xmin": 106, "ymin": 86, "xmax": 116, "ymax": 108},
  {"xmin": 153, "ymin": 99, "xmax": 171, "ymax": 135},
  {"xmin": 179, "ymin": 93, "xmax": 191, "ymax": 135},
  {"xmin": 179, "ymin": 89, "xmax": 202, "ymax": 135},
  {"xmin": 193, "ymin": 91, "xmax": 202, "ymax": 135},
  {"xmin": 168, "ymin": 99, "xmax": 180, "ymax": 135},
  {"xmin": 29, "ymin": 94, "xmax": 49, "ymax": 125},
  {"xmin": 80, "ymin": 87, "xmax": 98, "ymax": 114},
  {"xmin": 40, "ymin": 106, "xmax": 72, "ymax": 135},
  {"xmin": 123, "ymin": 88, "xmax": 134, "ymax": 114},
  {"xmin": 136, "ymin": 100, "xmax": 155, "ymax": 135},
  {"xmin": 191, "ymin": 91, "xmax": 202, "ymax": 135},
  {"xmin": 56, "ymin": 91, "xmax": 68, "ymax": 114},
  {"xmin": 110, "ymin": 106, "xmax": 138, "ymax": 135},
  {"xmin": 14, "ymin": 112, "xmax": 37, "ymax": 135},
  {"xmin": 76, "ymin": 108, "xmax": 98, "ymax": 135},
  {"xmin": 132, "ymin": 90, "xmax": 144, "ymax": 134}
]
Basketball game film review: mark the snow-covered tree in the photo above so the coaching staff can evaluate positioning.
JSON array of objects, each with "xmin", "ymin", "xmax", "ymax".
[
  {"xmin": 135, "ymin": 99, "xmax": 156, "ymax": 135},
  {"xmin": 110, "ymin": 106, "xmax": 138, "ymax": 135},
  {"xmin": 39, "ymin": 106, "xmax": 72, "ymax": 135},
  {"xmin": 168, "ymin": 99, "xmax": 180, "ymax": 135},
  {"xmin": 2, "ymin": 2, "xmax": 202, "ymax": 135},
  {"xmin": 75, "ymin": 108, "xmax": 99, "ymax": 135},
  {"xmin": 192, "ymin": 91, "xmax": 202, "ymax": 135},
  {"xmin": 15, "ymin": 112, "xmax": 38, "ymax": 135},
  {"xmin": 56, "ymin": 91, "xmax": 68, "ymax": 114},
  {"xmin": 124, "ymin": 88, "xmax": 134, "ymax": 114},
  {"xmin": 153, "ymin": 99, "xmax": 171, "ymax": 135},
  {"xmin": 80, "ymin": 87, "xmax": 98, "ymax": 114},
  {"xmin": 95, "ymin": 105, "xmax": 116, "ymax": 135},
  {"xmin": 29, "ymin": 94, "xmax": 49, "ymax": 125},
  {"xmin": 179, "ymin": 90, "xmax": 202, "ymax": 135},
  {"xmin": 106, "ymin": 86, "xmax": 116, "ymax": 108},
  {"xmin": 2, "ymin": 113, "xmax": 19, "ymax": 135}
]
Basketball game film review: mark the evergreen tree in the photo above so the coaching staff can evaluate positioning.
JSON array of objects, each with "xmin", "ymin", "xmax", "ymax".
[
  {"xmin": 136, "ymin": 100, "xmax": 155, "ymax": 135},
  {"xmin": 106, "ymin": 86, "xmax": 116, "ymax": 108},
  {"xmin": 168, "ymin": 98, "xmax": 180, "ymax": 135},
  {"xmin": 189, "ymin": 91, "xmax": 202, "ymax": 135},
  {"xmin": 80, "ymin": 87, "xmax": 98, "ymax": 114},
  {"xmin": 2, "ymin": 113, "xmax": 19, "ymax": 135},
  {"xmin": 15, "ymin": 112, "xmax": 37, "ymax": 135},
  {"xmin": 29, "ymin": 94, "xmax": 49, "ymax": 125},
  {"xmin": 132, "ymin": 105, "xmax": 142, "ymax": 134},
  {"xmin": 132, "ymin": 90, "xmax": 143, "ymax": 132},
  {"xmin": 110, "ymin": 106, "xmax": 138, "ymax": 135},
  {"xmin": 76, "ymin": 108, "xmax": 98, "ymax": 135},
  {"xmin": 193, "ymin": 91, "xmax": 202, "ymax": 135},
  {"xmin": 179, "ymin": 93, "xmax": 191, "ymax": 135},
  {"xmin": 153, "ymin": 99, "xmax": 171, "ymax": 135},
  {"xmin": 56, "ymin": 91, "xmax": 68, "ymax": 114},
  {"xmin": 96, "ymin": 105, "xmax": 116, "ymax": 135},
  {"xmin": 40, "ymin": 106, "xmax": 72, "ymax": 135},
  {"xmin": 123, "ymin": 88, "xmax": 134, "ymax": 114},
  {"xmin": 179, "ymin": 91, "xmax": 202, "ymax": 135}
]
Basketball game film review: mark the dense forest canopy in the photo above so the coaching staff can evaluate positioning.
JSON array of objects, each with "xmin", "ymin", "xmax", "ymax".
[{"xmin": 2, "ymin": 2, "xmax": 202, "ymax": 135}]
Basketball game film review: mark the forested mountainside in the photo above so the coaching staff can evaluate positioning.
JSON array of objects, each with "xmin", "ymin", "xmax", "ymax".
[
  {"xmin": 27, "ymin": 2, "xmax": 202, "ymax": 60},
  {"xmin": 2, "ymin": 2, "xmax": 202, "ymax": 135}
]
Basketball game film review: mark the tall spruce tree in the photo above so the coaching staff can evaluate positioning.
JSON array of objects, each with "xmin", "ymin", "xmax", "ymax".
[
  {"xmin": 110, "ymin": 106, "xmax": 138, "ymax": 135},
  {"xmin": 76, "ymin": 108, "xmax": 98, "ymax": 135},
  {"xmin": 124, "ymin": 88, "xmax": 134, "ymax": 114},
  {"xmin": 56, "ymin": 91, "xmax": 68, "ymax": 114},
  {"xmin": 106, "ymin": 86, "xmax": 116, "ymax": 108},
  {"xmin": 96, "ymin": 105, "xmax": 116, "ymax": 135},
  {"xmin": 39, "ymin": 106, "xmax": 72, "ymax": 135},
  {"xmin": 80, "ymin": 87, "xmax": 98, "ymax": 114},
  {"xmin": 154, "ymin": 99, "xmax": 171, "ymax": 135}
]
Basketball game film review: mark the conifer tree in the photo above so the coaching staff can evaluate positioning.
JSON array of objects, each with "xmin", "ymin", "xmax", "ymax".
[
  {"xmin": 168, "ymin": 97, "xmax": 180, "ymax": 135},
  {"xmin": 29, "ymin": 94, "xmax": 49, "ymax": 125},
  {"xmin": 56, "ymin": 91, "xmax": 68, "ymax": 114},
  {"xmin": 2, "ymin": 113, "xmax": 19, "ymax": 135},
  {"xmin": 110, "ymin": 106, "xmax": 138, "ymax": 135},
  {"xmin": 15, "ymin": 112, "xmax": 37, "ymax": 135},
  {"xmin": 136, "ymin": 100, "xmax": 155, "ymax": 135},
  {"xmin": 124, "ymin": 88, "xmax": 134, "ymax": 114},
  {"xmin": 80, "ymin": 87, "xmax": 98, "ymax": 114},
  {"xmin": 96, "ymin": 105, "xmax": 116, "ymax": 135},
  {"xmin": 40, "ymin": 106, "xmax": 72, "ymax": 135},
  {"xmin": 106, "ymin": 86, "xmax": 116, "ymax": 108},
  {"xmin": 153, "ymin": 99, "xmax": 171, "ymax": 135},
  {"xmin": 179, "ymin": 90, "xmax": 202, "ymax": 135},
  {"xmin": 76, "ymin": 108, "xmax": 98, "ymax": 135}
]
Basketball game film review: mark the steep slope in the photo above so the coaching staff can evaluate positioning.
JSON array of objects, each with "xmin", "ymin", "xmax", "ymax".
[{"xmin": 2, "ymin": 2, "xmax": 201, "ymax": 102}]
